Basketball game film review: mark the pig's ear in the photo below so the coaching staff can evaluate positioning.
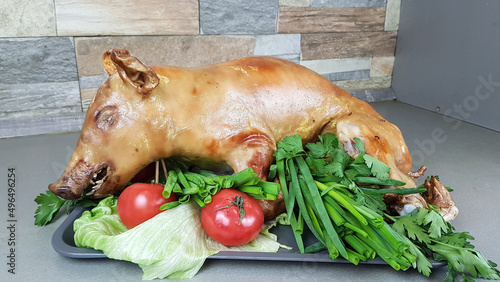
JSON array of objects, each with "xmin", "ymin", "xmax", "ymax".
[
  {"xmin": 102, "ymin": 50, "xmax": 118, "ymax": 76},
  {"xmin": 104, "ymin": 49, "xmax": 160, "ymax": 94}
]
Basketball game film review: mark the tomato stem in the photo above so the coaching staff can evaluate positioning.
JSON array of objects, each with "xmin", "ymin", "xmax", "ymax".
[{"xmin": 215, "ymin": 196, "xmax": 245, "ymax": 225}]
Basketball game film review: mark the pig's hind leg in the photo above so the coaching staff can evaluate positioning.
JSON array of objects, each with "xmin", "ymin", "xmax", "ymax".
[
  {"xmin": 222, "ymin": 131, "xmax": 286, "ymax": 220},
  {"xmin": 223, "ymin": 131, "xmax": 276, "ymax": 181},
  {"xmin": 320, "ymin": 112, "xmax": 428, "ymax": 216}
]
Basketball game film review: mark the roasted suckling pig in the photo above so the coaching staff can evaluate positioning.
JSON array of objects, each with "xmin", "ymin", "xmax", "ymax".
[{"xmin": 49, "ymin": 49, "xmax": 458, "ymax": 220}]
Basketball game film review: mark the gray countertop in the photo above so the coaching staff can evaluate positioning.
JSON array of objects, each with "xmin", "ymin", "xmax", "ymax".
[{"xmin": 1, "ymin": 100, "xmax": 499, "ymax": 282}]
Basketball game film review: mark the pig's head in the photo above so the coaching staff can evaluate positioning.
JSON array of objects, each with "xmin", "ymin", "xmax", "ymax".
[{"xmin": 49, "ymin": 49, "xmax": 164, "ymax": 199}]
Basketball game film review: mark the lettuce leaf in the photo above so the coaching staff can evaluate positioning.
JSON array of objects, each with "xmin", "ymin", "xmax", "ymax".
[{"xmin": 73, "ymin": 197, "xmax": 281, "ymax": 280}]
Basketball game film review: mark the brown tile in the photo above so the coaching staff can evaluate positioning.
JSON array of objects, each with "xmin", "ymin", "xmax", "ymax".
[
  {"xmin": 301, "ymin": 31, "xmax": 397, "ymax": 60},
  {"xmin": 55, "ymin": 0, "xmax": 199, "ymax": 36},
  {"xmin": 278, "ymin": 7, "xmax": 385, "ymax": 33},
  {"xmin": 75, "ymin": 36, "xmax": 256, "ymax": 77}
]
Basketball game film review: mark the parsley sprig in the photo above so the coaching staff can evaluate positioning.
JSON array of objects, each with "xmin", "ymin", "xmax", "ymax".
[
  {"xmin": 34, "ymin": 190, "xmax": 100, "ymax": 226},
  {"xmin": 387, "ymin": 206, "xmax": 500, "ymax": 280}
]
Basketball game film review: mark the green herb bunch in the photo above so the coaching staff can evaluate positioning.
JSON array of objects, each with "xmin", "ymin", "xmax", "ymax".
[{"xmin": 274, "ymin": 133, "xmax": 500, "ymax": 281}]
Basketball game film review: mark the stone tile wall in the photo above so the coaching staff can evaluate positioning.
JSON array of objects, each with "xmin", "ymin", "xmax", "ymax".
[{"xmin": 0, "ymin": 0, "xmax": 401, "ymax": 138}]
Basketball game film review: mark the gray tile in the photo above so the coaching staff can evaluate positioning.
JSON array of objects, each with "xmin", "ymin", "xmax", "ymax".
[
  {"xmin": 0, "ymin": 81, "xmax": 81, "ymax": 120},
  {"xmin": 0, "ymin": 113, "xmax": 84, "ymax": 139},
  {"xmin": 271, "ymin": 53, "xmax": 300, "ymax": 63},
  {"xmin": 254, "ymin": 34, "xmax": 301, "ymax": 56},
  {"xmin": 349, "ymin": 88, "xmax": 396, "ymax": 102},
  {"xmin": 0, "ymin": 37, "xmax": 81, "ymax": 121},
  {"xmin": 279, "ymin": 0, "xmax": 311, "ymax": 6},
  {"xmin": 0, "ymin": 37, "xmax": 77, "ymax": 84},
  {"xmin": 254, "ymin": 34, "xmax": 300, "ymax": 62},
  {"xmin": 200, "ymin": 0, "xmax": 279, "ymax": 34},
  {"xmin": 79, "ymin": 75, "xmax": 108, "ymax": 90},
  {"xmin": 324, "ymin": 70, "xmax": 370, "ymax": 81}
]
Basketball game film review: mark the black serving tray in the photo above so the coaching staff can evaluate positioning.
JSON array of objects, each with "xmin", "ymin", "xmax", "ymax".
[{"xmin": 52, "ymin": 206, "xmax": 446, "ymax": 266}]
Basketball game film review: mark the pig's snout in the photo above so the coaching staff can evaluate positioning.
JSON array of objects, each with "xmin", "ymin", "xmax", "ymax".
[
  {"xmin": 48, "ymin": 159, "xmax": 104, "ymax": 200},
  {"xmin": 49, "ymin": 177, "xmax": 84, "ymax": 200},
  {"xmin": 49, "ymin": 183, "xmax": 79, "ymax": 199}
]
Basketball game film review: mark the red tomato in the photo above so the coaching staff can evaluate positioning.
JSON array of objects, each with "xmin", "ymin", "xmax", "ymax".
[
  {"xmin": 117, "ymin": 183, "xmax": 177, "ymax": 229},
  {"xmin": 201, "ymin": 189, "xmax": 264, "ymax": 246}
]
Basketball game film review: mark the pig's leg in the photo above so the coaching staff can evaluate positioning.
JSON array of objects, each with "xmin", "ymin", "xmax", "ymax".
[
  {"xmin": 225, "ymin": 143, "xmax": 275, "ymax": 181},
  {"xmin": 221, "ymin": 131, "xmax": 277, "ymax": 180},
  {"xmin": 321, "ymin": 113, "xmax": 428, "ymax": 216},
  {"xmin": 222, "ymin": 132, "xmax": 286, "ymax": 220}
]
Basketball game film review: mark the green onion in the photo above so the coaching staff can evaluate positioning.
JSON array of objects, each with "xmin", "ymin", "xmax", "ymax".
[
  {"xmin": 268, "ymin": 164, "xmax": 277, "ymax": 180},
  {"xmin": 316, "ymin": 181, "xmax": 367, "ymax": 226},
  {"xmin": 163, "ymin": 170, "xmax": 178, "ymax": 198},
  {"xmin": 159, "ymin": 201, "xmax": 181, "ymax": 210},
  {"xmin": 184, "ymin": 172, "xmax": 206, "ymax": 189},
  {"xmin": 192, "ymin": 194, "xmax": 205, "ymax": 207},
  {"xmin": 360, "ymin": 187, "xmax": 426, "ymax": 195},
  {"xmin": 255, "ymin": 181, "xmax": 280, "ymax": 195},
  {"xmin": 323, "ymin": 199, "xmax": 346, "ymax": 226},
  {"xmin": 295, "ymin": 157, "xmax": 347, "ymax": 258},
  {"xmin": 304, "ymin": 241, "xmax": 327, "ymax": 253},
  {"xmin": 237, "ymin": 185, "xmax": 263, "ymax": 195},
  {"xmin": 227, "ymin": 167, "xmax": 259, "ymax": 187},
  {"xmin": 354, "ymin": 177, "xmax": 406, "ymax": 186},
  {"xmin": 277, "ymin": 159, "xmax": 305, "ymax": 253}
]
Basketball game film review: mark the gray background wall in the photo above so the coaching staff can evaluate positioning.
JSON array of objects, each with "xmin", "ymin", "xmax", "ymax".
[{"xmin": 393, "ymin": 0, "xmax": 500, "ymax": 132}]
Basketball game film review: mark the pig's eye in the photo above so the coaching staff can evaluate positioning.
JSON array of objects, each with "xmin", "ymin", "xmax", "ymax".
[{"xmin": 94, "ymin": 106, "xmax": 118, "ymax": 130}]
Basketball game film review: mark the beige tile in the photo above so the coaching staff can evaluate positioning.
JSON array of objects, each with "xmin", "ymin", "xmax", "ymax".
[
  {"xmin": 301, "ymin": 31, "xmax": 397, "ymax": 60},
  {"xmin": 335, "ymin": 76, "xmax": 392, "ymax": 91},
  {"xmin": 81, "ymin": 88, "xmax": 97, "ymax": 101},
  {"xmin": 300, "ymin": 58, "xmax": 371, "ymax": 74},
  {"xmin": 385, "ymin": 0, "xmax": 401, "ymax": 31},
  {"xmin": 75, "ymin": 35, "xmax": 256, "ymax": 76},
  {"xmin": 370, "ymin": 56, "xmax": 395, "ymax": 77},
  {"xmin": 81, "ymin": 88, "xmax": 98, "ymax": 112},
  {"xmin": 278, "ymin": 7, "xmax": 385, "ymax": 33},
  {"xmin": 55, "ymin": 0, "xmax": 199, "ymax": 36},
  {"xmin": 0, "ymin": 0, "xmax": 56, "ymax": 37}
]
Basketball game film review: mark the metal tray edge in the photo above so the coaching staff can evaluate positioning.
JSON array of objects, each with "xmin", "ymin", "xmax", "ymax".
[{"xmin": 51, "ymin": 206, "xmax": 447, "ymax": 267}]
